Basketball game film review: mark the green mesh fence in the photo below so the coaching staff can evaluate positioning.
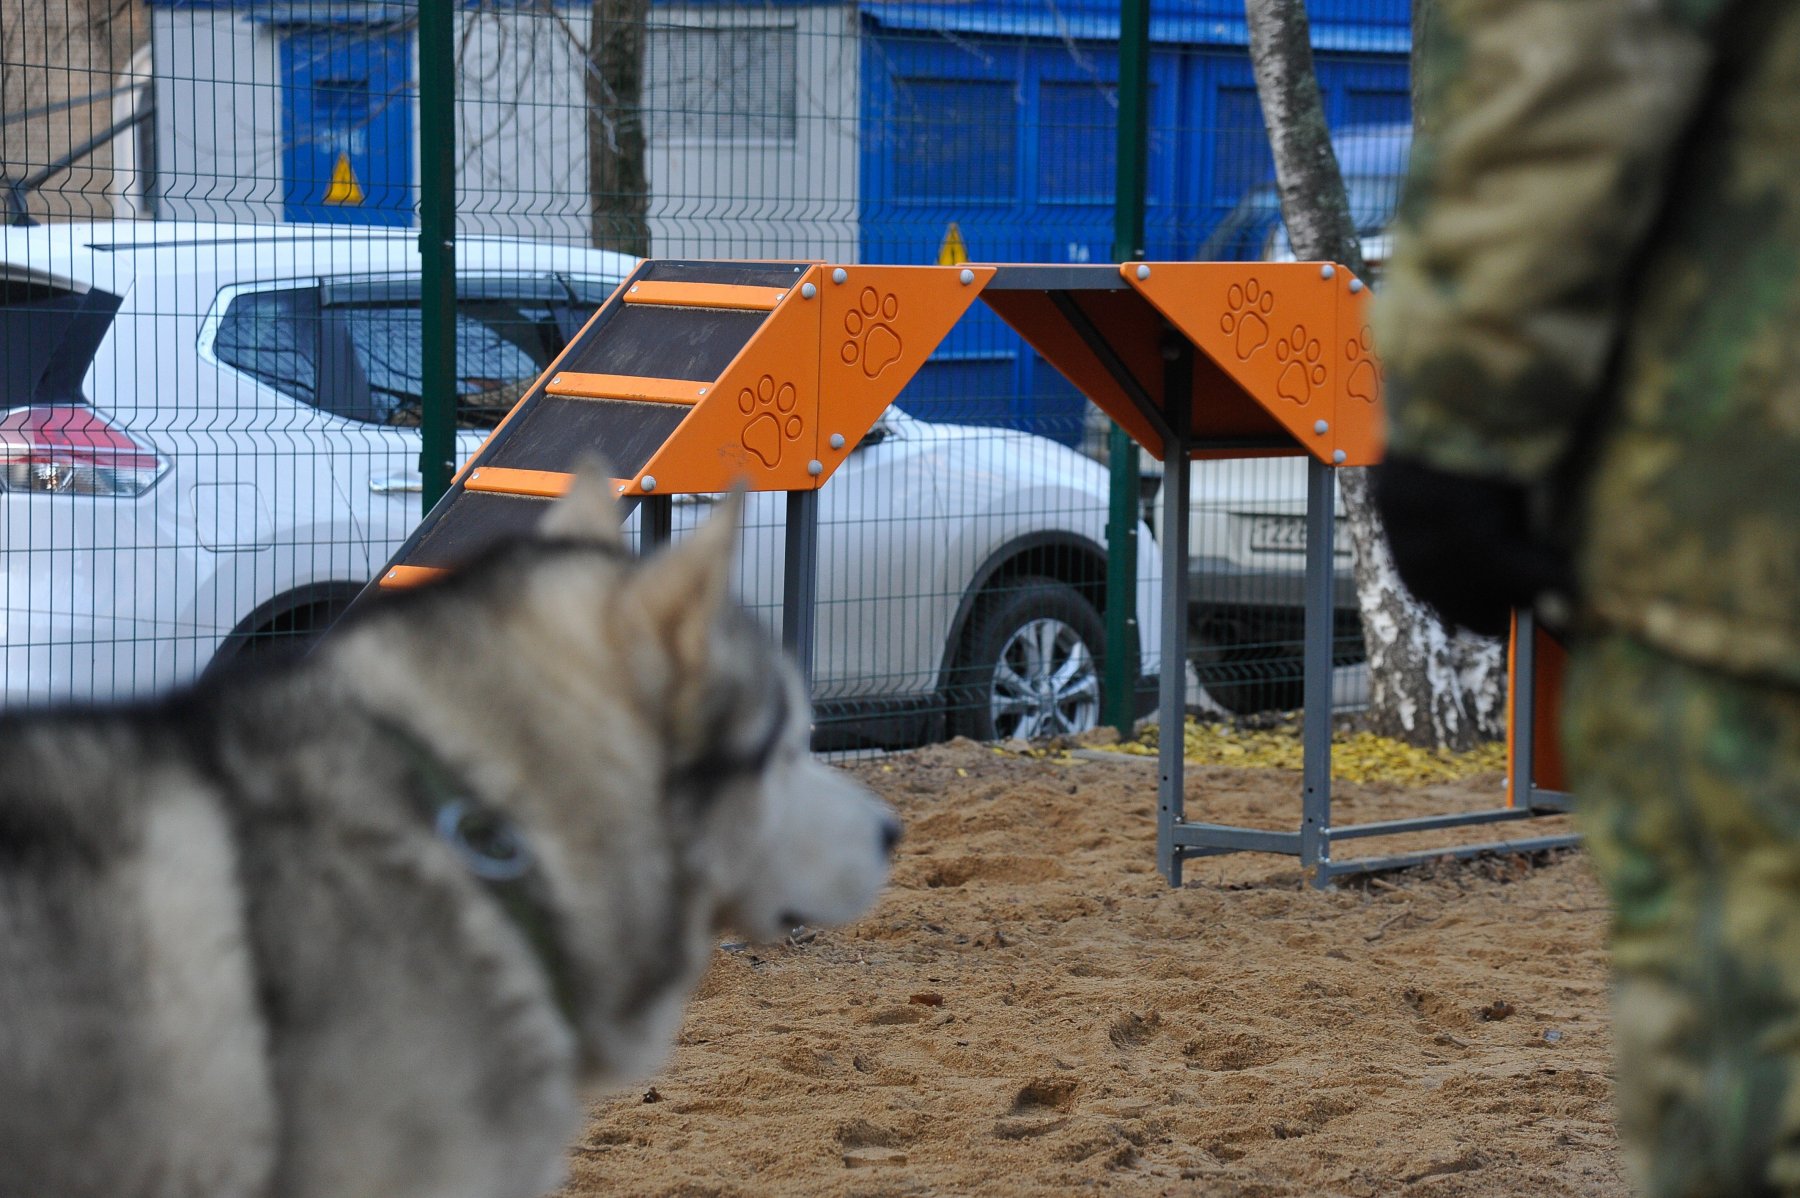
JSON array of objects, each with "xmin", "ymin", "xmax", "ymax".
[{"xmin": 1, "ymin": 0, "xmax": 1408, "ymax": 744}]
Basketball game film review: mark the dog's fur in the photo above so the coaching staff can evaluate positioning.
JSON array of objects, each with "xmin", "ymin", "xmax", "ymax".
[{"xmin": 0, "ymin": 469, "xmax": 896, "ymax": 1198}]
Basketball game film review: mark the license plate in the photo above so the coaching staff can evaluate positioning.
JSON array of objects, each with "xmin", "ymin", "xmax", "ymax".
[
  {"xmin": 1248, "ymin": 515, "xmax": 1309, "ymax": 552},
  {"xmin": 1246, "ymin": 514, "xmax": 1352, "ymax": 556}
]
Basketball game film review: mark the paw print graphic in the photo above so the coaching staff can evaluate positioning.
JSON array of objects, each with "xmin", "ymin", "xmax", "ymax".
[
  {"xmin": 738, "ymin": 374, "xmax": 803, "ymax": 468},
  {"xmin": 842, "ymin": 288, "xmax": 903, "ymax": 380},
  {"xmin": 1274, "ymin": 325, "xmax": 1327, "ymax": 406},
  {"xmin": 1219, "ymin": 278, "xmax": 1275, "ymax": 360},
  {"xmin": 1345, "ymin": 326, "xmax": 1381, "ymax": 405}
]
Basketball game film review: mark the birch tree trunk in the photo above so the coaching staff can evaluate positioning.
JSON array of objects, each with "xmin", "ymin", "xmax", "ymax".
[
  {"xmin": 586, "ymin": 0, "xmax": 649, "ymax": 256},
  {"xmin": 1243, "ymin": 0, "xmax": 1505, "ymax": 750}
]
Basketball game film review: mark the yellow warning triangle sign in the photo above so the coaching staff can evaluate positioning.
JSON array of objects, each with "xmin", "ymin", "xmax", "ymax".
[
  {"xmin": 936, "ymin": 221, "xmax": 969, "ymax": 266},
  {"xmin": 324, "ymin": 153, "xmax": 364, "ymax": 206}
]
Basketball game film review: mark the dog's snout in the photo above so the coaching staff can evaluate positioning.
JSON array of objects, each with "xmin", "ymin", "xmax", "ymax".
[{"xmin": 879, "ymin": 817, "xmax": 903, "ymax": 857}]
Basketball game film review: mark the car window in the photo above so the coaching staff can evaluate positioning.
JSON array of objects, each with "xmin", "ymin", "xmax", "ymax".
[
  {"xmin": 1197, "ymin": 186, "xmax": 1283, "ymax": 262},
  {"xmin": 214, "ymin": 284, "xmax": 572, "ymax": 429},
  {"xmin": 334, "ymin": 297, "xmax": 562, "ymax": 428},
  {"xmin": 1264, "ymin": 174, "xmax": 1405, "ymax": 261},
  {"xmin": 1, "ymin": 274, "xmax": 124, "ymax": 407},
  {"xmin": 555, "ymin": 303, "xmax": 601, "ymax": 343},
  {"xmin": 557, "ymin": 275, "xmax": 619, "ymax": 341},
  {"xmin": 213, "ymin": 286, "xmax": 321, "ymax": 405}
]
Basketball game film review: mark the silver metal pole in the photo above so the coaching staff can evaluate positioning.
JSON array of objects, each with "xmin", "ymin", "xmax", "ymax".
[
  {"xmin": 1300, "ymin": 456, "xmax": 1336, "ymax": 882},
  {"xmin": 1157, "ymin": 341, "xmax": 1193, "ymax": 887},
  {"xmin": 641, "ymin": 494, "xmax": 672, "ymax": 549},
  {"xmin": 1511, "ymin": 607, "xmax": 1536, "ymax": 809},
  {"xmin": 783, "ymin": 489, "xmax": 820, "ymax": 689}
]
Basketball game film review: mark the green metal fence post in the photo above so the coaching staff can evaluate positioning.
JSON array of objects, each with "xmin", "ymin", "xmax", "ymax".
[
  {"xmin": 1104, "ymin": 0, "xmax": 1151, "ymax": 735},
  {"xmin": 418, "ymin": 0, "xmax": 457, "ymax": 514}
]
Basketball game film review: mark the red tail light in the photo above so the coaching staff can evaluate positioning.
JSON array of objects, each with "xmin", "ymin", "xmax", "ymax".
[{"xmin": 0, "ymin": 405, "xmax": 168, "ymax": 497}]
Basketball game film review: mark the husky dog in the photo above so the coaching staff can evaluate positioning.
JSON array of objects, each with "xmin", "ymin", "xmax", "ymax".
[{"xmin": 0, "ymin": 467, "xmax": 898, "ymax": 1198}]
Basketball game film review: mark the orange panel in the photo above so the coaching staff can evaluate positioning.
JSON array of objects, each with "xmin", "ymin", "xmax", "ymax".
[
  {"xmin": 464, "ymin": 467, "xmax": 575, "ymax": 498},
  {"xmin": 545, "ymin": 372, "xmax": 706, "ymax": 405},
  {"xmin": 623, "ymin": 280, "xmax": 787, "ymax": 311},
  {"xmin": 1506, "ymin": 614, "xmax": 1570, "ymax": 805},
  {"xmin": 984, "ymin": 283, "xmax": 1301, "ymax": 463},
  {"xmin": 629, "ymin": 265, "xmax": 827, "ymax": 494},
  {"xmin": 983, "ymin": 287, "xmax": 1168, "ymax": 459},
  {"xmin": 816, "ymin": 265, "xmax": 995, "ymax": 479},
  {"xmin": 1333, "ymin": 278, "xmax": 1386, "ymax": 465},
  {"xmin": 378, "ymin": 563, "xmax": 449, "ymax": 589},
  {"xmin": 1122, "ymin": 262, "xmax": 1383, "ymax": 466},
  {"xmin": 1506, "ymin": 616, "xmax": 1520, "ymax": 803},
  {"xmin": 1532, "ymin": 624, "xmax": 1569, "ymax": 792},
  {"xmin": 1073, "ymin": 286, "xmax": 1296, "ymax": 460}
]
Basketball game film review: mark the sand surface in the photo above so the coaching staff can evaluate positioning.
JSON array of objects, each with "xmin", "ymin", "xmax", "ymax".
[{"xmin": 562, "ymin": 739, "xmax": 1622, "ymax": 1197}]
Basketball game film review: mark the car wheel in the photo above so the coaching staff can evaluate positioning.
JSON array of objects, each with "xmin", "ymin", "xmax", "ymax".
[
  {"xmin": 1189, "ymin": 606, "xmax": 1365, "ymax": 716},
  {"xmin": 210, "ymin": 596, "xmax": 348, "ymax": 672},
  {"xmin": 1190, "ymin": 626, "xmax": 1304, "ymax": 716},
  {"xmin": 952, "ymin": 576, "xmax": 1105, "ymax": 742}
]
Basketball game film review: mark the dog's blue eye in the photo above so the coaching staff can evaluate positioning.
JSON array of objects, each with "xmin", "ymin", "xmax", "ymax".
[{"xmin": 437, "ymin": 800, "xmax": 534, "ymax": 882}]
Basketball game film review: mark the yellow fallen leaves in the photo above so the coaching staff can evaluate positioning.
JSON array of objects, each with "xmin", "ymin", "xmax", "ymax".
[{"xmin": 1090, "ymin": 718, "xmax": 1507, "ymax": 785}]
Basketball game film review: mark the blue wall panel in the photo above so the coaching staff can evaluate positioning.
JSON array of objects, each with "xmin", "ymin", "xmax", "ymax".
[
  {"xmin": 280, "ymin": 28, "xmax": 414, "ymax": 226},
  {"xmin": 862, "ymin": 22, "xmax": 1408, "ymax": 442}
]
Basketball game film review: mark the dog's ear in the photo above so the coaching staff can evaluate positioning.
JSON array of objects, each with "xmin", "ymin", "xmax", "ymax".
[
  {"xmin": 541, "ymin": 458, "xmax": 625, "ymax": 548},
  {"xmin": 627, "ymin": 486, "xmax": 745, "ymax": 669}
]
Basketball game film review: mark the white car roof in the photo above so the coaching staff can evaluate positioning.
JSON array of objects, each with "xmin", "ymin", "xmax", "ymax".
[{"xmin": 0, "ymin": 220, "xmax": 638, "ymax": 299}]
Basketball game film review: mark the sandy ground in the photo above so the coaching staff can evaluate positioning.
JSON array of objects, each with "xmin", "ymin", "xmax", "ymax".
[{"xmin": 562, "ymin": 739, "xmax": 1623, "ymax": 1197}]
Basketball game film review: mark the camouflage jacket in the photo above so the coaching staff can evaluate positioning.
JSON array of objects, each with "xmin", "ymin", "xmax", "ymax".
[{"xmin": 1376, "ymin": 0, "xmax": 1800, "ymax": 686}]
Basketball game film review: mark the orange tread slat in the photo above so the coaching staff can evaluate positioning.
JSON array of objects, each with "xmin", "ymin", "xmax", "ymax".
[
  {"xmin": 544, "ymin": 372, "xmax": 708, "ymax": 405},
  {"xmin": 622, "ymin": 279, "xmax": 788, "ymax": 311},
  {"xmin": 463, "ymin": 467, "xmax": 576, "ymax": 498},
  {"xmin": 378, "ymin": 564, "xmax": 449, "ymax": 589}
]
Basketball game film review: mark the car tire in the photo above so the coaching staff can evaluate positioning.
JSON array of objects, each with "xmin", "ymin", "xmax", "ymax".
[
  {"xmin": 209, "ymin": 595, "xmax": 349, "ymax": 672},
  {"xmin": 951, "ymin": 576, "xmax": 1105, "ymax": 742},
  {"xmin": 1189, "ymin": 606, "xmax": 1365, "ymax": 716},
  {"xmin": 1190, "ymin": 632, "xmax": 1304, "ymax": 716}
]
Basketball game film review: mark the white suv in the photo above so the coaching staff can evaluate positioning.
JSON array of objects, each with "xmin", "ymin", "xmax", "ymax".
[{"xmin": 0, "ymin": 222, "xmax": 1161, "ymax": 746}]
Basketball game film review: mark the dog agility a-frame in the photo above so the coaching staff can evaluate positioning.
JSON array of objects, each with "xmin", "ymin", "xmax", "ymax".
[
  {"xmin": 360, "ymin": 257, "xmax": 1577, "ymax": 885},
  {"xmin": 361, "ymin": 259, "xmax": 993, "ymax": 682}
]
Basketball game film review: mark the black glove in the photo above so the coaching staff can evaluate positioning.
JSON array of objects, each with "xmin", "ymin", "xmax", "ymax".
[{"xmin": 1373, "ymin": 455, "xmax": 1571, "ymax": 638}]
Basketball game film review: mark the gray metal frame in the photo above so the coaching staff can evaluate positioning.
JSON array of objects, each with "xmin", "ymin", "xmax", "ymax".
[
  {"xmin": 1153, "ymin": 450, "xmax": 1580, "ymax": 885},
  {"xmin": 360, "ymin": 255, "xmax": 1579, "ymax": 888}
]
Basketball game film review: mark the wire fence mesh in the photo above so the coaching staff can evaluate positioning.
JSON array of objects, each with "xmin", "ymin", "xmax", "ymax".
[{"xmin": 1, "ymin": 0, "xmax": 1408, "ymax": 745}]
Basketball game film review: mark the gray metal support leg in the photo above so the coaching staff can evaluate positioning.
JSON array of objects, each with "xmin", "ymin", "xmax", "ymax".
[
  {"xmin": 1510, "ymin": 607, "xmax": 1536, "ymax": 809},
  {"xmin": 783, "ymin": 489, "xmax": 820, "ymax": 689},
  {"xmin": 1157, "ymin": 339, "xmax": 1193, "ymax": 887},
  {"xmin": 641, "ymin": 494, "xmax": 672, "ymax": 549},
  {"xmin": 1301, "ymin": 457, "xmax": 1336, "ymax": 883},
  {"xmin": 1158, "ymin": 449, "xmax": 1191, "ymax": 886}
]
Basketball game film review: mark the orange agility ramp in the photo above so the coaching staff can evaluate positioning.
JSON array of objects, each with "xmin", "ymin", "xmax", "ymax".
[
  {"xmin": 351, "ymin": 255, "xmax": 1576, "ymax": 887},
  {"xmin": 970, "ymin": 261, "xmax": 1576, "ymax": 885},
  {"xmin": 979, "ymin": 261, "xmax": 1382, "ymax": 467},
  {"xmin": 371, "ymin": 260, "xmax": 1375, "ymax": 591},
  {"xmin": 371, "ymin": 259, "xmax": 991, "ymax": 586}
]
